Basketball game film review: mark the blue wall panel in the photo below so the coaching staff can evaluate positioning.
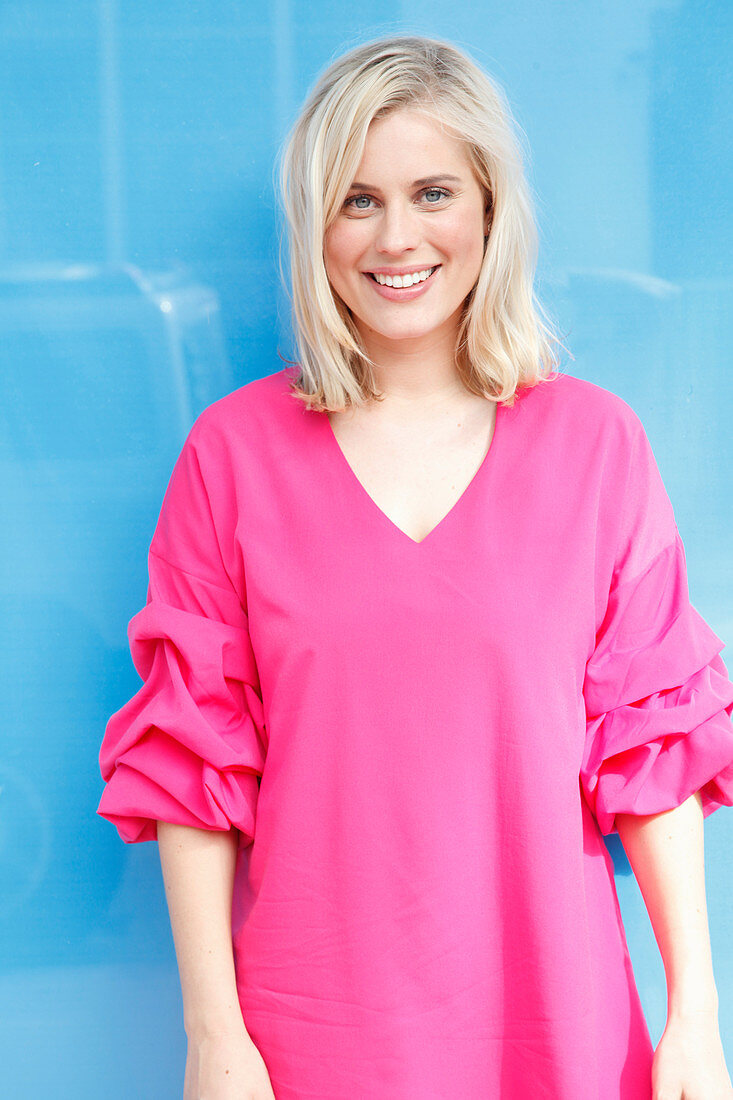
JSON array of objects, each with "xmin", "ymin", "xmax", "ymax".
[{"xmin": 1, "ymin": 2, "xmax": 731, "ymax": 1096}]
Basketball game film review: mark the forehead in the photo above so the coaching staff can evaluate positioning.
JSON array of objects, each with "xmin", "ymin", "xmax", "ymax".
[{"xmin": 355, "ymin": 108, "xmax": 472, "ymax": 171}]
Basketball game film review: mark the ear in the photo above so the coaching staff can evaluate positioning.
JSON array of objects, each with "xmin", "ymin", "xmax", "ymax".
[{"xmin": 484, "ymin": 195, "xmax": 494, "ymax": 236}]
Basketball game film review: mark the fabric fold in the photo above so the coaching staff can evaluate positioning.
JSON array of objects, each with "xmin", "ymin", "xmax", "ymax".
[
  {"xmin": 97, "ymin": 557, "xmax": 266, "ymax": 845},
  {"xmin": 581, "ymin": 534, "xmax": 733, "ymax": 836}
]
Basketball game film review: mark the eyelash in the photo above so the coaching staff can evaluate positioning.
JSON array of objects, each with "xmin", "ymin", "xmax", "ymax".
[{"xmin": 343, "ymin": 187, "xmax": 452, "ymax": 212}]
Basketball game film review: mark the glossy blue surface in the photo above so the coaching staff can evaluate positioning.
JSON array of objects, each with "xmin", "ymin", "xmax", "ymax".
[{"xmin": 1, "ymin": 3, "xmax": 731, "ymax": 1095}]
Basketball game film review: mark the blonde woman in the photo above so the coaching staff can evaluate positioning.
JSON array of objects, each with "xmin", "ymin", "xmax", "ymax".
[{"xmin": 97, "ymin": 34, "xmax": 733, "ymax": 1099}]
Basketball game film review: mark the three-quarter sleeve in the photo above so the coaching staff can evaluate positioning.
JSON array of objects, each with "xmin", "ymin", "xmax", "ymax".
[
  {"xmin": 97, "ymin": 416, "xmax": 266, "ymax": 845},
  {"xmin": 580, "ymin": 414, "xmax": 733, "ymax": 837}
]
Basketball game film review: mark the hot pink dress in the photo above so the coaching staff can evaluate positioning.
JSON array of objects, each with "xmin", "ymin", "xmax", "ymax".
[{"xmin": 97, "ymin": 366, "xmax": 733, "ymax": 1099}]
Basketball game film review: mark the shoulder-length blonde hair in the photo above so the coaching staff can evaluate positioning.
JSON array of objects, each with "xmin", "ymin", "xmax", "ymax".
[{"xmin": 276, "ymin": 34, "xmax": 567, "ymax": 412}]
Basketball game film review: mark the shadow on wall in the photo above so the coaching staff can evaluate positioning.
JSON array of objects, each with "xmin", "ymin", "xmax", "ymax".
[{"xmin": 0, "ymin": 262, "xmax": 233, "ymax": 971}]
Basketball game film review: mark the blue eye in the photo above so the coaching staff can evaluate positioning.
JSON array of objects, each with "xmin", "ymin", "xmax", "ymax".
[
  {"xmin": 344, "ymin": 194, "xmax": 373, "ymax": 210},
  {"xmin": 423, "ymin": 187, "xmax": 449, "ymax": 203},
  {"xmin": 343, "ymin": 186, "xmax": 451, "ymax": 212}
]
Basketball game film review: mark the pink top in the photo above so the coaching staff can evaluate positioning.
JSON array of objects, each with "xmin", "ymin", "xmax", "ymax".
[{"xmin": 97, "ymin": 366, "xmax": 733, "ymax": 1099}]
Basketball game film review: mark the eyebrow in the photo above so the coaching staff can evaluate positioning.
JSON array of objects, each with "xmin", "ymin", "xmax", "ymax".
[{"xmin": 347, "ymin": 174, "xmax": 463, "ymax": 191}]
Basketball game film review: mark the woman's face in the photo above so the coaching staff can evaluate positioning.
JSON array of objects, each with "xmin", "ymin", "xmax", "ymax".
[{"xmin": 323, "ymin": 106, "xmax": 489, "ymax": 361}]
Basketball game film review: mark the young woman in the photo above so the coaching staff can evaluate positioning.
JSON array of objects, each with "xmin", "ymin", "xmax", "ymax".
[{"xmin": 97, "ymin": 34, "xmax": 733, "ymax": 1099}]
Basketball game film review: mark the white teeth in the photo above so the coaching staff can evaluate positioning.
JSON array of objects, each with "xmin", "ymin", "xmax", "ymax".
[{"xmin": 372, "ymin": 267, "xmax": 436, "ymax": 288}]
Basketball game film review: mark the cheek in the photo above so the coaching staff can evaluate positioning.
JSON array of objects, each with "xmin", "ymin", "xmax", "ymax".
[
  {"xmin": 324, "ymin": 224, "xmax": 360, "ymax": 281},
  {"xmin": 323, "ymin": 230, "xmax": 366, "ymax": 314},
  {"xmin": 440, "ymin": 212, "xmax": 484, "ymax": 261},
  {"xmin": 457, "ymin": 230, "xmax": 486, "ymax": 269}
]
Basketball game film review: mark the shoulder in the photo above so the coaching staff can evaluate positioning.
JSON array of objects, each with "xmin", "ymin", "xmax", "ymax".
[
  {"xmin": 517, "ymin": 370, "xmax": 647, "ymax": 451},
  {"xmin": 184, "ymin": 367, "xmax": 298, "ymax": 457},
  {"xmin": 521, "ymin": 370, "xmax": 641, "ymax": 426}
]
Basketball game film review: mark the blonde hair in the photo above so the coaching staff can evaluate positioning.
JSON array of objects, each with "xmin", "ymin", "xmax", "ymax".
[{"xmin": 276, "ymin": 33, "xmax": 568, "ymax": 412}]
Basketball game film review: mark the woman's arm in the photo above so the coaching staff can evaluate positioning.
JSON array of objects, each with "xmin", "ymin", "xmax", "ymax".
[
  {"xmin": 615, "ymin": 792, "xmax": 733, "ymax": 1097},
  {"xmin": 157, "ymin": 820, "xmax": 249, "ymax": 1039},
  {"xmin": 616, "ymin": 791, "xmax": 718, "ymax": 1017},
  {"xmin": 157, "ymin": 822, "xmax": 277, "ymax": 1098}
]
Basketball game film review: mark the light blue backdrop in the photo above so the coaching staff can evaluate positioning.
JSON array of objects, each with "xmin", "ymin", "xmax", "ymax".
[{"xmin": 1, "ymin": 2, "xmax": 731, "ymax": 1097}]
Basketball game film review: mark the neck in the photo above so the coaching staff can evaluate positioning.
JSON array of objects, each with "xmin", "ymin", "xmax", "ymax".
[{"xmin": 359, "ymin": 328, "xmax": 467, "ymax": 410}]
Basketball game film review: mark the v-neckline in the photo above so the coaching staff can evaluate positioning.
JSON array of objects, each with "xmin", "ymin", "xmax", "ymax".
[{"xmin": 321, "ymin": 399, "xmax": 504, "ymax": 547}]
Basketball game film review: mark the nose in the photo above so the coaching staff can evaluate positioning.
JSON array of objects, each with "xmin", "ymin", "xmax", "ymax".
[{"xmin": 374, "ymin": 199, "xmax": 421, "ymax": 255}]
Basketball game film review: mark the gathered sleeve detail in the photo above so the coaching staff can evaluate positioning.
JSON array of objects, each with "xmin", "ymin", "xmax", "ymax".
[
  {"xmin": 580, "ymin": 416, "xmax": 733, "ymax": 836},
  {"xmin": 97, "ymin": 418, "xmax": 267, "ymax": 845}
]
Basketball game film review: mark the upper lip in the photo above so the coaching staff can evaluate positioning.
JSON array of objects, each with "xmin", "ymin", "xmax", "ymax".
[{"xmin": 365, "ymin": 264, "xmax": 440, "ymax": 276}]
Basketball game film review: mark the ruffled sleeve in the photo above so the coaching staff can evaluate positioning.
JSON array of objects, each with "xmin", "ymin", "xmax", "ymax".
[
  {"xmin": 580, "ymin": 412, "xmax": 733, "ymax": 837},
  {"xmin": 96, "ymin": 416, "xmax": 266, "ymax": 845}
]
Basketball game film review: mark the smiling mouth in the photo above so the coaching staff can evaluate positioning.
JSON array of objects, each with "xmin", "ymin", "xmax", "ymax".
[{"xmin": 366, "ymin": 265, "xmax": 440, "ymax": 288}]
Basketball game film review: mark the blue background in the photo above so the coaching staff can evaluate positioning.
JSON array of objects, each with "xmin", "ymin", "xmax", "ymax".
[{"xmin": 1, "ymin": 2, "xmax": 731, "ymax": 1096}]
